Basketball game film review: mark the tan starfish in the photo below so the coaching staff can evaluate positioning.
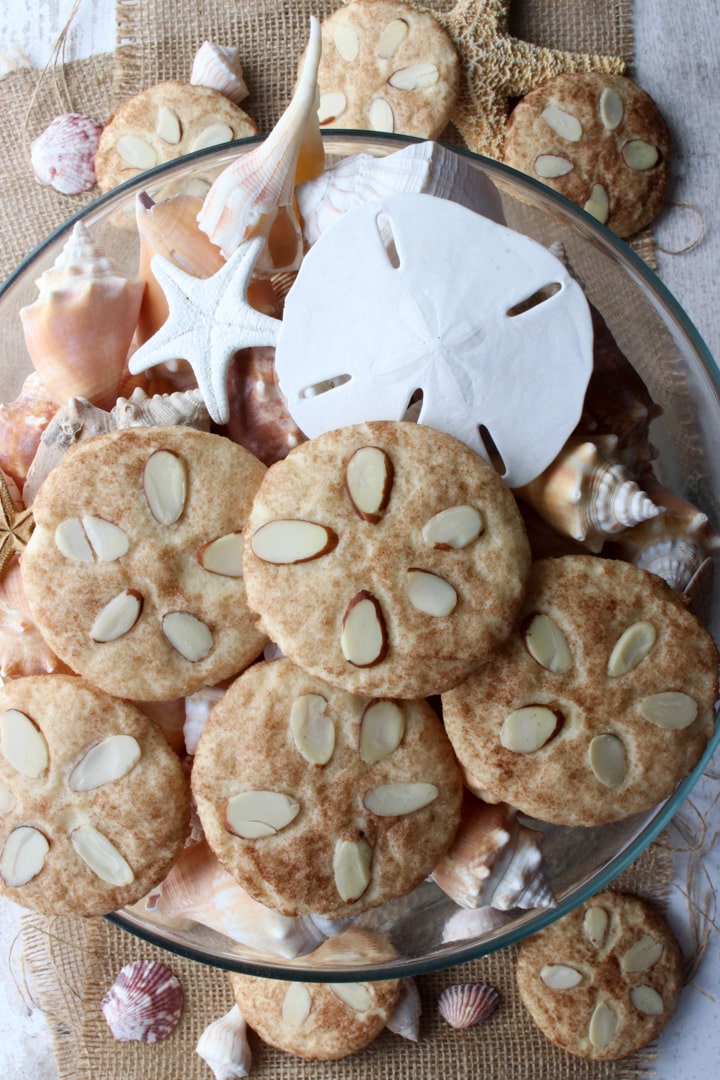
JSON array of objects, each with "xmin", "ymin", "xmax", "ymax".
[
  {"xmin": 416, "ymin": 0, "xmax": 625, "ymax": 157},
  {"xmin": 0, "ymin": 471, "xmax": 34, "ymax": 578}
]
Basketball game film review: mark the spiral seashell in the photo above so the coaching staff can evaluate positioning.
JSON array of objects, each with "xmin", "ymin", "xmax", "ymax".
[
  {"xmin": 0, "ymin": 554, "xmax": 70, "ymax": 680},
  {"xmin": 101, "ymin": 959, "xmax": 183, "ymax": 1043},
  {"xmin": 30, "ymin": 112, "xmax": 103, "ymax": 195},
  {"xmin": 190, "ymin": 42, "xmax": 249, "ymax": 105},
  {"xmin": 224, "ymin": 346, "xmax": 306, "ymax": 465},
  {"xmin": 514, "ymin": 434, "xmax": 662, "ymax": 553},
  {"xmin": 0, "ymin": 372, "xmax": 59, "ymax": 492},
  {"xmin": 197, "ymin": 17, "xmax": 324, "ymax": 274},
  {"xmin": 196, "ymin": 1004, "xmax": 252, "ymax": 1080},
  {"xmin": 438, "ymin": 983, "xmax": 499, "ymax": 1029},
  {"xmin": 22, "ymin": 397, "xmax": 115, "ymax": 506},
  {"xmin": 19, "ymin": 222, "xmax": 145, "ymax": 407},
  {"xmin": 386, "ymin": 977, "xmax": 422, "ymax": 1042}
]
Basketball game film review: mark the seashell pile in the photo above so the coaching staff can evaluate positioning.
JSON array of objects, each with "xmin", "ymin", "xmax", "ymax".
[{"xmin": 101, "ymin": 959, "xmax": 183, "ymax": 1043}]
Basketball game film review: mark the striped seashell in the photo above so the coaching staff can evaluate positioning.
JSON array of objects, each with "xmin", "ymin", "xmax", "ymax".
[
  {"xmin": 190, "ymin": 42, "xmax": 249, "ymax": 105},
  {"xmin": 101, "ymin": 959, "xmax": 183, "ymax": 1043},
  {"xmin": 195, "ymin": 1003, "xmax": 252, "ymax": 1080},
  {"xmin": 438, "ymin": 982, "xmax": 499, "ymax": 1029}
]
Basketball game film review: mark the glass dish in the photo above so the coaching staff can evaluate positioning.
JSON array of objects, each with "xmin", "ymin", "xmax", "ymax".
[{"xmin": 1, "ymin": 131, "xmax": 718, "ymax": 980}]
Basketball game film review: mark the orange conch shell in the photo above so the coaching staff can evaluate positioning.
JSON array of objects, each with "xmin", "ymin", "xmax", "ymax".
[
  {"xmin": 0, "ymin": 372, "xmax": 59, "ymax": 492},
  {"xmin": 19, "ymin": 221, "xmax": 145, "ymax": 407}
]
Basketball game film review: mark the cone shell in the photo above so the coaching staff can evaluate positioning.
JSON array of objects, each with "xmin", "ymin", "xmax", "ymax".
[
  {"xmin": 20, "ymin": 222, "xmax": 145, "ymax": 407},
  {"xmin": 190, "ymin": 42, "xmax": 249, "ymax": 105},
  {"xmin": 197, "ymin": 17, "xmax": 325, "ymax": 273},
  {"xmin": 0, "ymin": 372, "xmax": 59, "ymax": 491},
  {"xmin": 101, "ymin": 959, "xmax": 183, "ymax": 1043},
  {"xmin": 438, "ymin": 983, "xmax": 499, "ymax": 1029}
]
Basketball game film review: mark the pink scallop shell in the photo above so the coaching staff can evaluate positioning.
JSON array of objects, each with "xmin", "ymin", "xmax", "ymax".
[
  {"xmin": 101, "ymin": 959, "xmax": 183, "ymax": 1043},
  {"xmin": 438, "ymin": 982, "xmax": 499, "ymax": 1029},
  {"xmin": 30, "ymin": 113, "xmax": 103, "ymax": 196}
]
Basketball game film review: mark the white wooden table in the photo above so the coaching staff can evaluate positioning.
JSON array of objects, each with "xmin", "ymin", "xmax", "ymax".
[{"xmin": 0, "ymin": 3, "xmax": 718, "ymax": 1078}]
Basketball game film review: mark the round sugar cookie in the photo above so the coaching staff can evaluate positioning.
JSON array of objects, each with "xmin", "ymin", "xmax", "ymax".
[
  {"xmin": 441, "ymin": 555, "xmax": 718, "ymax": 826},
  {"xmin": 242, "ymin": 420, "xmax": 531, "ymax": 699},
  {"xmin": 230, "ymin": 931, "xmax": 400, "ymax": 1060},
  {"xmin": 191, "ymin": 657, "xmax": 464, "ymax": 918},
  {"xmin": 503, "ymin": 73, "xmax": 670, "ymax": 238},
  {"xmin": 314, "ymin": 0, "xmax": 460, "ymax": 139},
  {"xmin": 21, "ymin": 426, "xmax": 268, "ymax": 701},
  {"xmin": 516, "ymin": 891, "xmax": 684, "ymax": 1060},
  {"xmin": 95, "ymin": 81, "xmax": 257, "ymax": 192},
  {"xmin": 0, "ymin": 675, "xmax": 189, "ymax": 916}
]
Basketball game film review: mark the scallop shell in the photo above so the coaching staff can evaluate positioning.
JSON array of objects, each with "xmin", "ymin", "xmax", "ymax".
[
  {"xmin": 296, "ymin": 139, "xmax": 505, "ymax": 246},
  {"xmin": 0, "ymin": 554, "xmax": 69, "ymax": 680},
  {"xmin": 0, "ymin": 372, "xmax": 59, "ymax": 491},
  {"xmin": 196, "ymin": 1004, "xmax": 252, "ymax": 1080},
  {"xmin": 101, "ymin": 959, "xmax": 183, "ymax": 1043},
  {"xmin": 438, "ymin": 983, "xmax": 499, "ymax": 1029},
  {"xmin": 30, "ymin": 112, "xmax": 103, "ymax": 195},
  {"xmin": 197, "ymin": 17, "xmax": 324, "ymax": 274},
  {"xmin": 514, "ymin": 434, "xmax": 662, "ymax": 553},
  {"xmin": 19, "ymin": 222, "xmax": 145, "ymax": 407},
  {"xmin": 190, "ymin": 42, "xmax": 249, "ymax": 105}
]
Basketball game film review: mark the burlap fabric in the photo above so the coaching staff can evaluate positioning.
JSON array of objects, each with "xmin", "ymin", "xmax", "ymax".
[{"xmin": 1, "ymin": 1, "xmax": 675, "ymax": 1077}]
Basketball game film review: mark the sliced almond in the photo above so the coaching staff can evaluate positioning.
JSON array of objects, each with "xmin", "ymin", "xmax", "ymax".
[
  {"xmin": 345, "ymin": 445, "xmax": 393, "ymax": 522},
  {"xmin": 71, "ymin": 825, "xmax": 134, "ymax": 886},
  {"xmin": 0, "ymin": 709, "xmax": 49, "ymax": 778},
  {"xmin": 621, "ymin": 935, "xmax": 664, "ymax": 973},
  {"xmin": 330, "ymin": 983, "xmax": 374, "ymax": 1012},
  {"xmin": 364, "ymin": 782, "xmax": 438, "ymax": 817},
  {"xmin": 116, "ymin": 134, "xmax": 159, "ymax": 169},
  {"xmin": 584, "ymin": 183, "xmax": 610, "ymax": 225},
  {"xmin": 162, "ymin": 611, "xmax": 213, "ymax": 662},
  {"xmin": 333, "ymin": 837, "xmax": 372, "ymax": 902},
  {"xmin": 588, "ymin": 1001, "xmax": 617, "ymax": 1048},
  {"xmin": 607, "ymin": 621, "xmax": 656, "ymax": 676},
  {"xmin": 588, "ymin": 733, "xmax": 627, "ymax": 788},
  {"xmin": 359, "ymin": 699, "xmax": 404, "ymax": 764},
  {"xmin": 224, "ymin": 790, "xmax": 300, "ymax": 839},
  {"xmin": 583, "ymin": 906, "xmax": 609, "ymax": 948},
  {"xmin": 0, "ymin": 826, "xmax": 49, "ymax": 887},
  {"xmin": 422, "ymin": 504, "xmax": 484, "ymax": 550},
  {"xmin": 405, "ymin": 569, "xmax": 457, "ymax": 617},
  {"xmin": 0, "ymin": 781, "xmax": 15, "ymax": 814},
  {"xmin": 55, "ymin": 518, "xmax": 93, "ymax": 562},
  {"xmin": 282, "ymin": 983, "xmax": 312, "ymax": 1028},
  {"xmin": 376, "ymin": 18, "xmax": 409, "ymax": 58},
  {"xmin": 639, "ymin": 691, "xmax": 698, "ymax": 730},
  {"xmin": 388, "ymin": 63, "xmax": 439, "ymax": 91},
  {"xmin": 290, "ymin": 694, "xmax": 334, "ymax": 765},
  {"xmin": 91, "ymin": 590, "xmax": 143, "ymax": 643},
  {"xmin": 540, "ymin": 964, "xmax": 583, "ymax": 989},
  {"xmin": 251, "ymin": 519, "xmax": 337, "ymax": 564},
  {"xmin": 501, "ymin": 706, "xmax": 559, "ymax": 753},
  {"xmin": 534, "ymin": 155, "xmax": 574, "ymax": 179},
  {"xmin": 156, "ymin": 104, "xmax": 181, "ymax": 144},
  {"xmin": 630, "ymin": 985, "xmax": 664, "ymax": 1016},
  {"xmin": 622, "ymin": 139, "xmax": 659, "ymax": 171},
  {"xmin": 143, "ymin": 449, "xmax": 187, "ymax": 525},
  {"xmin": 523, "ymin": 613, "xmax": 573, "ymax": 673},
  {"xmin": 333, "ymin": 22, "xmax": 359, "ymax": 61},
  {"xmin": 68, "ymin": 735, "xmax": 142, "ymax": 792},
  {"xmin": 369, "ymin": 97, "xmax": 394, "ymax": 133},
  {"xmin": 82, "ymin": 516, "xmax": 129, "ymax": 562},
  {"xmin": 341, "ymin": 591, "xmax": 388, "ymax": 668},
  {"xmin": 599, "ymin": 87, "xmax": 624, "ymax": 130},
  {"xmin": 541, "ymin": 103, "xmax": 582, "ymax": 141},
  {"xmin": 197, "ymin": 532, "xmax": 244, "ymax": 577},
  {"xmin": 190, "ymin": 122, "xmax": 235, "ymax": 151},
  {"xmin": 318, "ymin": 91, "xmax": 348, "ymax": 125}
]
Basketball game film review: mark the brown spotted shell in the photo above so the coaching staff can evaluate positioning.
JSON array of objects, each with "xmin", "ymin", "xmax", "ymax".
[
  {"xmin": 101, "ymin": 959, "xmax": 183, "ymax": 1043},
  {"xmin": 438, "ymin": 982, "xmax": 499, "ymax": 1029}
]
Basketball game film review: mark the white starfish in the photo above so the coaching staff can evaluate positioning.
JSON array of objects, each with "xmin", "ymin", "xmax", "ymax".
[{"xmin": 128, "ymin": 236, "xmax": 281, "ymax": 424}]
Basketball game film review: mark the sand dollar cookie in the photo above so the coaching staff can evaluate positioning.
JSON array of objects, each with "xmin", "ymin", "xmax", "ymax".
[
  {"xmin": 516, "ymin": 891, "xmax": 684, "ymax": 1060},
  {"xmin": 21, "ymin": 426, "xmax": 268, "ymax": 701},
  {"xmin": 191, "ymin": 657, "xmax": 463, "ymax": 918},
  {"xmin": 242, "ymin": 421, "xmax": 531, "ymax": 698},
  {"xmin": 230, "ymin": 931, "xmax": 401, "ymax": 1060},
  {"xmin": 503, "ymin": 73, "xmax": 670, "ymax": 237},
  {"xmin": 0, "ymin": 675, "xmax": 189, "ymax": 915},
  {"xmin": 314, "ymin": 0, "xmax": 460, "ymax": 139},
  {"xmin": 442, "ymin": 555, "xmax": 718, "ymax": 826},
  {"xmin": 95, "ymin": 81, "xmax": 257, "ymax": 193}
]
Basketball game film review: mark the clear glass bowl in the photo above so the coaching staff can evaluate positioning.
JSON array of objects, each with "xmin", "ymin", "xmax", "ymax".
[{"xmin": 1, "ymin": 131, "xmax": 718, "ymax": 980}]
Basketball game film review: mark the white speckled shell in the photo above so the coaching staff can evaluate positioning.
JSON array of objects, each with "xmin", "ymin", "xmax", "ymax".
[{"xmin": 101, "ymin": 959, "xmax": 183, "ymax": 1043}]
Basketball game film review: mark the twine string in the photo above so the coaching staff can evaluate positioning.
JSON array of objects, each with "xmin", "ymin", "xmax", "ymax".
[{"xmin": 21, "ymin": 0, "xmax": 86, "ymax": 151}]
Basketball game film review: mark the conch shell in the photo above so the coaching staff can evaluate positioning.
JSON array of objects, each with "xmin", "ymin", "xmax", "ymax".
[
  {"xmin": 432, "ymin": 792, "xmax": 555, "ymax": 911},
  {"xmin": 0, "ymin": 372, "xmax": 59, "ymax": 492},
  {"xmin": 0, "ymin": 554, "xmax": 70, "ymax": 681},
  {"xmin": 514, "ymin": 434, "xmax": 662, "ymax": 553},
  {"xmin": 197, "ymin": 17, "xmax": 324, "ymax": 274},
  {"xmin": 224, "ymin": 346, "xmax": 306, "ymax": 465},
  {"xmin": 19, "ymin": 221, "xmax": 145, "ymax": 407}
]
